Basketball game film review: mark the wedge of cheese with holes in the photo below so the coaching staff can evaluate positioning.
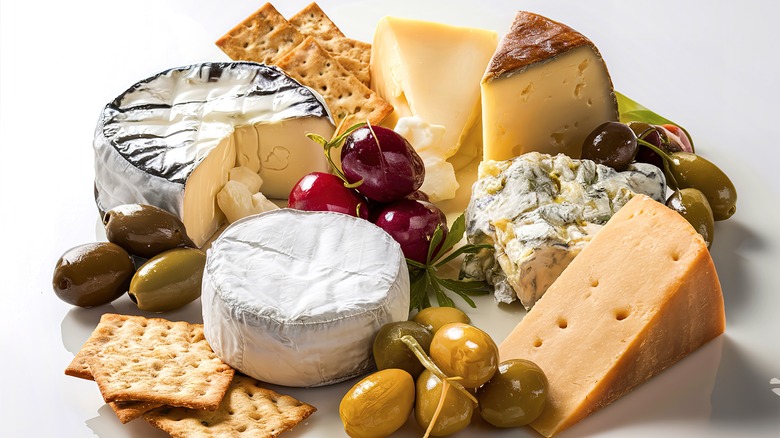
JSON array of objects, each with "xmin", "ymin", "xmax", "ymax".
[
  {"xmin": 481, "ymin": 11, "xmax": 618, "ymax": 161},
  {"xmin": 371, "ymin": 17, "xmax": 497, "ymax": 166},
  {"xmin": 498, "ymin": 194, "xmax": 725, "ymax": 437}
]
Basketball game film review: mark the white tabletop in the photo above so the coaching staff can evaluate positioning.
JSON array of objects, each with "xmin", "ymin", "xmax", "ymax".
[{"xmin": 1, "ymin": 1, "xmax": 778, "ymax": 437}]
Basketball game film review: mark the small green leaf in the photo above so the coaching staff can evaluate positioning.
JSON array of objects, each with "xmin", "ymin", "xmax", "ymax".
[
  {"xmin": 615, "ymin": 91, "xmax": 694, "ymax": 151},
  {"xmin": 431, "ymin": 213, "xmax": 467, "ymax": 264},
  {"xmin": 437, "ymin": 278, "xmax": 491, "ymax": 294},
  {"xmin": 434, "ymin": 244, "xmax": 492, "ymax": 268},
  {"xmin": 426, "ymin": 225, "xmax": 445, "ymax": 265},
  {"xmin": 431, "ymin": 278, "xmax": 455, "ymax": 308}
]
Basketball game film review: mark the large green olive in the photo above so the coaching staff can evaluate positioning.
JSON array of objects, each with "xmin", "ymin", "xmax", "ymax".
[
  {"xmin": 104, "ymin": 204, "xmax": 196, "ymax": 258},
  {"xmin": 128, "ymin": 247, "xmax": 205, "ymax": 312},
  {"xmin": 429, "ymin": 323, "xmax": 498, "ymax": 388},
  {"xmin": 666, "ymin": 188, "xmax": 715, "ymax": 248},
  {"xmin": 52, "ymin": 242, "xmax": 134, "ymax": 307},
  {"xmin": 414, "ymin": 369, "xmax": 474, "ymax": 436},
  {"xmin": 413, "ymin": 306, "xmax": 470, "ymax": 334},
  {"xmin": 477, "ymin": 359, "xmax": 549, "ymax": 428},
  {"xmin": 339, "ymin": 368, "xmax": 415, "ymax": 438},
  {"xmin": 373, "ymin": 321, "xmax": 433, "ymax": 378},
  {"xmin": 665, "ymin": 152, "xmax": 737, "ymax": 221}
]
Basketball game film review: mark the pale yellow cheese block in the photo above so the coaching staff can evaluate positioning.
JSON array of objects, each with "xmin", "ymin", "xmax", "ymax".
[
  {"xmin": 371, "ymin": 17, "xmax": 497, "ymax": 160},
  {"xmin": 499, "ymin": 194, "xmax": 725, "ymax": 437}
]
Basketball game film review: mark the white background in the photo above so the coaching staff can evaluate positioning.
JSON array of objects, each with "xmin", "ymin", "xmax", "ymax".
[{"xmin": 1, "ymin": 0, "xmax": 778, "ymax": 437}]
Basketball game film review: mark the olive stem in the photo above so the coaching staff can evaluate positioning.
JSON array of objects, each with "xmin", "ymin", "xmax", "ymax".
[
  {"xmin": 399, "ymin": 335, "xmax": 478, "ymax": 404},
  {"xmin": 636, "ymin": 137, "xmax": 680, "ymax": 189},
  {"xmin": 423, "ymin": 379, "xmax": 452, "ymax": 438}
]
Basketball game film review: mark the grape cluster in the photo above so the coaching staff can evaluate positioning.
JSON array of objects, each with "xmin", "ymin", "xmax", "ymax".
[{"xmin": 289, "ymin": 124, "xmax": 448, "ymax": 263}]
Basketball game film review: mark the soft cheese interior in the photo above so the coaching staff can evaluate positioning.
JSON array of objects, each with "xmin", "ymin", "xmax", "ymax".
[
  {"xmin": 94, "ymin": 63, "xmax": 334, "ymax": 247},
  {"xmin": 182, "ymin": 119, "xmax": 333, "ymax": 246}
]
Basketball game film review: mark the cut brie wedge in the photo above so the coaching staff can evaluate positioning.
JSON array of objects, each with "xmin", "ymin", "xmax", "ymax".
[{"xmin": 93, "ymin": 62, "xmax": 334, "ymax": 246}]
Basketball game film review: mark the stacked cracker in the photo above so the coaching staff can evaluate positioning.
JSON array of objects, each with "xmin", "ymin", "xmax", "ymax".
[
  {"xmin": 66, "ymin": 314, "xmax": 315, "ymax": 437},
  {"xmin": 216, "ymin": 2, "xmax": 392, "ymax": 130}
]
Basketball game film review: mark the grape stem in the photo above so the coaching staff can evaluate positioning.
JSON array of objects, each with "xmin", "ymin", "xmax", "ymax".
[{"xmin": 305, "ymin": 120, "xmax": 366, "ymax": 188}]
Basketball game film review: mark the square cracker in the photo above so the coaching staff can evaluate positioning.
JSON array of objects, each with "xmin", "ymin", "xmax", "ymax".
[
  {"xmin": 144, "ymin": 374, "xmax": 316, "ymax": 438},
  {"xmin": 288, "ymin": 2, "xmax": 345, "ymax": 40},
  {"xmin": 65, "ymin": 314, "xmax": 163, "ymax": 423},
  {"xmin": 274, "ymin": 37, "xmax": 392, "ymax": 129},
  {"xmin": 215, "ymin": 3, "xmax": 305, "ymax": 65},
  {"xmin": 289, "ymin": 3, "xmax": 371, "ymax": 86},
  {"xmin": 85, "ymin": 314, "xmax": 235, "ymax": 411}
]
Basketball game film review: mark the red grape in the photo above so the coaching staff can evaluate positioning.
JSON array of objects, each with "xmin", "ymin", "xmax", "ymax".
[
  {"xmin": 288, "ymin": 172, "xmax": 369, "ymax": 219},
  {"xmin": 374, "ymin": 199, "xmax": 447, "ymax": 264},
  {"xmin": 341, "ymin": 125, "xmax": 425, "ymax": 203}
]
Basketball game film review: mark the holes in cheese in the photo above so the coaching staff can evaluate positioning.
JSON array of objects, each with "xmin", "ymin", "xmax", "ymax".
[{"xmin": 498, "ymin": 195, "xmax": 725, "ymax": 437}]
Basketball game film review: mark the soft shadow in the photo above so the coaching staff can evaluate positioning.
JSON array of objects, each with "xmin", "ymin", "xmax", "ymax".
[
  {"xmin": 710, "ymin": 219, "xmax": 761, "ymax": 325},
  {"xmin": 710, "ymin": 336, "xmax": 779, "ymax": 425},
  {"xmin": 86, "ymin": 404, "xmax": 168, "ymax": 438}
]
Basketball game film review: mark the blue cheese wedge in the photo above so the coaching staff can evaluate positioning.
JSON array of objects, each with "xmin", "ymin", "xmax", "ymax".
[
  {"xmin": 94, "ymin": 62, "xmax": 335, "ymax": 246},
  {"xmin": 462, "ymin": 152, "xmax": 666, "ymax": 308}
]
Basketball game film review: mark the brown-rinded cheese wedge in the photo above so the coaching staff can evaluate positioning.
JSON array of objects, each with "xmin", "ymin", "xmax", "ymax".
[
  {"xmin": 498, "ymin": 194, "xmax": 725, "ymax": 437},
  {"xmin": 481, "ymin": 11, "xmax": 619, "ymax": 161}
]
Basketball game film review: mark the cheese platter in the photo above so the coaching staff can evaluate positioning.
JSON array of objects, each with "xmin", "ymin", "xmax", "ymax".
[{"xmin": 1, "ymin": 0, "xmax": 779, "ymax": 437}]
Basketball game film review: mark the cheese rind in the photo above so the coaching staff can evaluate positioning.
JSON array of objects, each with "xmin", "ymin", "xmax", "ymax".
[
  {"xmin": 481, "ymin": 12, "xmax": 618, "ymax": 161},
  {"xmin": 94, "ymin": 62, "xmax": 334, "ymax": 246},
  {"xmin": 371, "ymin": 17, "xmax": 497, "ymax": 160},
  {"xmin": 202, "ymin": 209, "xmax": 410, "ymax": 387},
  {"xmin": 498, "ymin": 195, "xmax": 725, "ymax": 437}
]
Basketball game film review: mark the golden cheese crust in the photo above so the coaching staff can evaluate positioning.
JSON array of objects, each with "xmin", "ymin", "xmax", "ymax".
[{"xmin": 483, "ymin": 11, "xmax": 593, "ymax": 83}]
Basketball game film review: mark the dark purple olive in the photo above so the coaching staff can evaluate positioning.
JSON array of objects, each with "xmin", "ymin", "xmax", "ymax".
[
  {"xmin": 52, "ymin": 242, "xmax": 135, "ymax": 307},
  {"xmin": 288, "ymin": 172, "xmax": 369, "ymax": 219},
  {"xmin": 373, "ymin": 199, "xmax": 447, "ymax": 264},
  {"xmin": 581, "ymin": 122, "xmax": 638, "ymax": 171},
  {"xmin": 341, "ymin": 125, "xmax": 425, "ymax": 203},
  {"xmin": 104, "ymin": 204, "xmax": 196, "ymax": 258}
]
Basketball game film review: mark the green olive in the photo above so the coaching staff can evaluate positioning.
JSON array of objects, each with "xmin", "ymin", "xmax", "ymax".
[
  {"xmin": 666, "ymin": 152, "xmax": 737, "ymax": 221},
  {"xmin": 339, "ymin": 368, "xmax": 415, "ymax": 438},
  {"xmin": 414, "ymin": 369, "xmax": 474, "ymax": 436},
  {"xmin": 129, "ymin": 247, "xmax": 205, "ymax": 312},
  {"xmin": 413, "ymin": 307, "xmax": 470, "ymax": 334},
  {"xmin": 373, "ymin": 321, "xmax": 433, "ymax": 378},
  {"xmin": 104, "ymin": 204, "xmax": 196, "ymax": 258},
  {"xmin": 429, "ymin": 323, "xmax": 498, "ymax": 389},
  {"xmin": 666, "ymin": 188, "xmax": 715, "ymax": 248},
  {"xmin": 477, "ymin": 359, "xmax": 549, "ymax": 428},
  {"xmin": 52, "ymin": 242, "xmax": 134, "ymax": 307}
]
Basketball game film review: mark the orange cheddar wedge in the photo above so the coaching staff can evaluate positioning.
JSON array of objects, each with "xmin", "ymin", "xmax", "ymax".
[{"xmin": 498, "ymin": 194, "xmax": 725, "ymax": 437}]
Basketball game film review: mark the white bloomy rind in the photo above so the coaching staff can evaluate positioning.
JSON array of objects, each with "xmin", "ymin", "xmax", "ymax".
[{"xmin": 202, "ymin": 209, "xmax": 410, "ymax": 387}]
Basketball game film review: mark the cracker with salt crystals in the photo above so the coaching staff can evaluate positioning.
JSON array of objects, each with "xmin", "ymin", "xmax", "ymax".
[
  {"xmin": 275, "ymin": 36, "xmax": 392, "ymax": 129},
  {"xmin": 289, "ymin": 3, "xmax": 371, "ymax": 86},
  {"xmin": 85, "ymin": 314, "xmax": 234, "ymax": 411},
  {"xmin": 288, "ymin": 2, "xmax": 345, "ymax": 39},
  {"xmin": 144, "ymin": 374, "xmax": 316, "ymax": 438},
  {"xmin": 215, "ymin": 3, "xmax": 304, "ymax": 65},
  {"xmin": 111, "ymin": 400, "xmax": 164, "ymax": 424}
]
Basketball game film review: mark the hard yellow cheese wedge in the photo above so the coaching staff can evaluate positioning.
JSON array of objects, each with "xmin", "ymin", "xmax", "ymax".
[
  {"xmin": 499, "ymin": 194, "xmax": 725, "ymax": 437},
  {"xmin": 371, "ymin": 17, "xmax": 497, "ymax": 164},
  {"xmin": 481, "ymin": 11, "xmax": 618, "ymax": 161}
]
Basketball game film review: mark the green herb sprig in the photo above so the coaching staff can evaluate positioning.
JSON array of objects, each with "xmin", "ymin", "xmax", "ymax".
[
  {"xmin": 306, "ymin": 121, "xmax": 366, "ymax": 188},
  {"xmin": 406, "ymin": 213, "xmax": 492, "ymax": 311}
]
